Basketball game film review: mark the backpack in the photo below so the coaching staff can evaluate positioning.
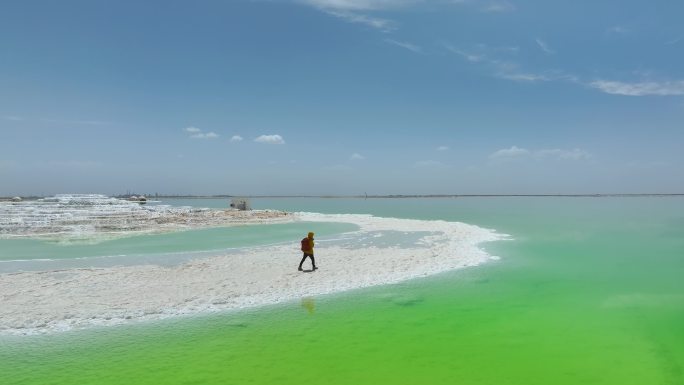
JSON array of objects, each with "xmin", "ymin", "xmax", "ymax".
[{"xmin": 300, "ymin": 238, "xmax": 310, "ymax": 251}]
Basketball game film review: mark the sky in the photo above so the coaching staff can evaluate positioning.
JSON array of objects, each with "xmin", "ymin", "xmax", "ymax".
[{"xmin": 1, "ymin": 0, "xmax": 683, "ymax": 196}]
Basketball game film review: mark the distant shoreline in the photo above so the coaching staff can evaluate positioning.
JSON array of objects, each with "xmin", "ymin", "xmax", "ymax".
[
  {"xmin": 230, "ymin": 193, "xmax": 684, "ymax": 198},
  {"xmin": 2, "ymin": 193, "xmax": 683, "ymax": 201}
]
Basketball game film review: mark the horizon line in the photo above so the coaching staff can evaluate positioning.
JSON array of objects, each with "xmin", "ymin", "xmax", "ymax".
[{"xmin": 3, "ymin": 193, "xmax": 684, "ymax": 200}]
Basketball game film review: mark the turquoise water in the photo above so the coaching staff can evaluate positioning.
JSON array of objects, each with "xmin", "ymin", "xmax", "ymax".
[
  {"xmin": 1, "ymin": 197, "xmax": 683, "ymax": 385},
  {"xmin": 0, "ymin": 221, "xmax": 357, "ymax": 272}
]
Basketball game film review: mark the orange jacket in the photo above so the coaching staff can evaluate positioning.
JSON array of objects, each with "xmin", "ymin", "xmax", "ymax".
[{"xmin": 303, "ymin": 233, "xmax": 315, "ymax": 254}]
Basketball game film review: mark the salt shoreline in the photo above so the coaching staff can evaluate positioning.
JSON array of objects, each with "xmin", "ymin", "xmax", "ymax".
[{"xmin": 0, "ymin": 212, "xmax": 508, "ymax": 336}]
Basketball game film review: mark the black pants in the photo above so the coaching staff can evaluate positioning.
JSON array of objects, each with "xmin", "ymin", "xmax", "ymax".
[{"xmin": 299, "ymin": 253, "xmax": 316, "ymax": 269}]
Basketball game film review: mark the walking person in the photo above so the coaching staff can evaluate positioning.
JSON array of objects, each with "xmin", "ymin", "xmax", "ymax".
[{"xmin": 298, "ymin": 232, "xmax": 317, "ymax": 271}]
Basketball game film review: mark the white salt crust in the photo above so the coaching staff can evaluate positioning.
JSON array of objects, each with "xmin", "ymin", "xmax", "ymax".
[
  {"xmin": 0, "ymin": 194, "xmax": 291, "ymax": 241},
  {"xmin": 0, "ymin": 212, "xmax": 508, "ymax": 335}
]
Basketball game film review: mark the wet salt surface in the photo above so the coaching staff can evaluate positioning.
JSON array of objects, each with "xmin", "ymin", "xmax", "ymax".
[{"xmin": 0, "ymin": 211, "xmax": 509, "ymax": 335}]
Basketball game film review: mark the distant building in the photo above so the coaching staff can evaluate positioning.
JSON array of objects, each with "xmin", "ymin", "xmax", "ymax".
[
  {"xmin": 11, "ymin": 196, "xmax": 22, "ymax": 202},
  {"xmin": 230, "ymin": 198, "xmax": 251, "ymax": 211}
]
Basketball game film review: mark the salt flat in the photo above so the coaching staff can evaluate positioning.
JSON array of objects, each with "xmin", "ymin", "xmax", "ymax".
[{"xmin": 0, "ymin": 212, "xmax": 507, "ymax": 335}]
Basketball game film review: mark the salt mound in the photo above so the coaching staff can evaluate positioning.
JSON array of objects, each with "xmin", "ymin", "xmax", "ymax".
[{"xmin": 0, "ymin": 194, "xmax": 291, "ymax": 241}]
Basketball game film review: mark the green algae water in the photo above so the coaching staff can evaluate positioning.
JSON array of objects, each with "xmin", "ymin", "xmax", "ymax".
[{"xmin": 1, "ymin": 197, "xmax": 683, "ymax": 385}]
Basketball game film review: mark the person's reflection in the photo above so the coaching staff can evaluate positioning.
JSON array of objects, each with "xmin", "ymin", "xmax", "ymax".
[{"xmin": 301, "ymin": 297, "xmax": 315, "ymax": 314}]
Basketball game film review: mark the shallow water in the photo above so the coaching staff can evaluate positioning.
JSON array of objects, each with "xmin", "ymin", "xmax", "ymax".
[
  {"xmin": 1, "ymin": 197, "xmax": 683, "ymax": 385},
  {"xmin": 0, "ymin": 221, "xmax": 357, "ymax": 272}
]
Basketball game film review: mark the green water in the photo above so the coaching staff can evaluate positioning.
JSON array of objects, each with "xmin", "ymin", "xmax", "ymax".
[{"xmin": 1, "ymin": 197, "xmax": 683, "ymax": 385}]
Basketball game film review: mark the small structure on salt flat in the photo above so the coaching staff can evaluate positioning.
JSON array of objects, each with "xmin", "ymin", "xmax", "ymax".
[
  {"xmin": 11, "ymin": 196, "xmax": 22, "ymax": 202},
  {"xmin": 230, "ymin": 198, "xmax": 251, "ymax": 211},
  {"xmin": 126, "ymin": 195, "xmax": 147, "ymax": 204}
]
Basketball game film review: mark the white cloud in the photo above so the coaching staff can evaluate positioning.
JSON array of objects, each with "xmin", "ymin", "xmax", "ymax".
[
  {"xmin": 350, "ymin": 153, "xmax": 366, "ymax": 160},
  {"xmin": 300, "ymin": 0, "xmax": 515, "ymax": 32},
  {"xmin": 535, "ymin": 38, "xmax": 555, "ymax": 54},
  {"xmin": 255, "ymin": 134, "xmax": 285, "ymax": 144},
  {"xmin": 323, "ymin": 9, "xmax": 394, "ymax": 31},
  {"xmin": 191, "ymin": 132, "xmax": 219, "ymax": 139},
  {"xmin": 230, "ymin": 135, "xmax": 244, "ymax": 142},
  {"xmin": 2, "ymin": 116, "xmax": 23, "ymax": 121},
  {"xmin": 443, "ymin": 44, "xmax": 484, "ymax": 62},
  {"xmin": 494, "ymin": 63, "xmax": 579, "ymax": 83},
  {"xmin": 447, "ymin": 36, "xmax": 683, "ymax": 98},
  {"xmin": 437, "ymin": 146, "xmax": 450, "ymax": 151},
  {"xmin": 184, "ymin": 126, "xmax": 219, "ymax": 139},
  {"xmin": 457, "ymin": 51, "xmax": 484, "ymax": 62},
  {"xmin": 496, "ymin": 72, "xmax": 550, "ymax": 82},
  {"xmin": 298, "ymin": 0, "xmax": 418, "ymax": 31},
  {"xmin": 300, "ymin": 0, "xmax": 420, "ymax": 11},
  {"xmin": 490, "ymin": 146, "xmax": 530, "ymax": 159},
  {"xmin": 447, "ymin": 44, "xmax": 558, "ymax": 83},
  {"xmin": 482, "ymin": 1, "xmax": 515, "ymax": 12},
  {"xmin": 384, "ymin": 39, "xmax": 422, "ymax": 53},
  {"xmin": 589, "ymin": 80, "xmax": 684, "ymax": 96}
]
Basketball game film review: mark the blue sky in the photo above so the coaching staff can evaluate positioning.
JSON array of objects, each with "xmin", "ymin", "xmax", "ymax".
[{"xmin": 1, "ymin": 0, "xmax": 683, "ymax": 195}]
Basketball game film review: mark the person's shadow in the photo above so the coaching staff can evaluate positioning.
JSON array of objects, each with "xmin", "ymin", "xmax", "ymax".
[{"xmin": 300, "ymin": 268, "xmax": 316, "ymax": 273}]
